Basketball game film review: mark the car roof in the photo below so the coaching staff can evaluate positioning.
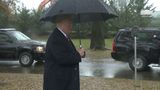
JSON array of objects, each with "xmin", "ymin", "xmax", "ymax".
[
  {"xmin": 119, "ymin": 27, "xmax": 160, "ymax": 32},
  {"xmin": 0, "ymin": 28, "xmax": 16, "ymax": 32}
]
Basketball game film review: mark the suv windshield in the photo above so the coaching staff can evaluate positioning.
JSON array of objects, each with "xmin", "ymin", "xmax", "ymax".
[{"xmin": 10, "ymin": 31, "xmax": 31, "ymax": 41}]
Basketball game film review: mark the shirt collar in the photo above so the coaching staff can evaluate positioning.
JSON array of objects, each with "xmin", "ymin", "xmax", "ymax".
[{"xmin": 57, "ymin": 27, "xmax": 68, "ymax": 38}]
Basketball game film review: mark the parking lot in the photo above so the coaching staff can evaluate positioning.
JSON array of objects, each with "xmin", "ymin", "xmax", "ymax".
[{"xmin": 0, "ymin": 58, "xmax": 160, "ymax": 81}]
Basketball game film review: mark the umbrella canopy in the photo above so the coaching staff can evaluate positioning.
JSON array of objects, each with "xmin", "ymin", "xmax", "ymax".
[{"xmin": 40, "ymin": 0, "xmax": 117, "ymax": 23}]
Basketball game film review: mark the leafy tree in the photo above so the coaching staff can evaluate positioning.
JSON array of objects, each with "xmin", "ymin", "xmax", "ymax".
[
  {"xmin": 0, "ymin": 0, "xmax": 18, "ymax": 28},
  {"xmin": 89, "ymin": 0, "xmax": 155, "ymax": 50},
  {"xmin": 14, "ymin": 7, "xmax": 54, "ymax": 37},
  {"xmin": 109, "ymin": 0, "xmax": 154, "ymax": 27},
  {"xmin": 90, "ymin": 22, "xmax": 105, "ymax": 50},
  {"xmin": 15, "ymin": 7, "xmax": 32, "ymax": 34},
  {"xmin": 0, "ymin": 0, "xmax": 10, "ymax": 27},
  {"xmin": 30, "ymin": 10, "xmax": 54, "ymax": 35}
]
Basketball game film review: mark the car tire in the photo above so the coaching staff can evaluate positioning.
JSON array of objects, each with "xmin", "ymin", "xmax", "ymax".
[
  {"xmin": 129, "ymin": 55, "xmax": 149, "ymax": 72},
  {"xmin": 19, "ymin": 52, "xmax": 34, "ymax": 67}
]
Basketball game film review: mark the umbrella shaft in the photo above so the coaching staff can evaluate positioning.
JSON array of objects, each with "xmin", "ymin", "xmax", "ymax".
[
  {"xmin": 79, "ymin": 39, "xmax": 82, "ymax": 48},
  {"xmin": 77, "ymin": 23, "xmax": 82, "ymax": 48}
]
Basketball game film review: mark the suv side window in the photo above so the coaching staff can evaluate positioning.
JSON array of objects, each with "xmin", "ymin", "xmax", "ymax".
[
  {"xmin": 0, "ymin": 33, "xmax": 10, "ymax": 42},
  {"xmin": 136, "ymin": 32, "xmax": 152, "ymax": 41},
  {"xmin": 118, "ymin": 32, "xmax": 132, "ymax": 41}
]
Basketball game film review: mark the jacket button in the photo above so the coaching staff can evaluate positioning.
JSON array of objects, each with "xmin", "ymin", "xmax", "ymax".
[{"xmin": 74, "ymin": 68, "xmax": 77, "ymax": 70}]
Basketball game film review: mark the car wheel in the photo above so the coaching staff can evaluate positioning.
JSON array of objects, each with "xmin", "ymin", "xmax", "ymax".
[
  {"xmin": 19, "ymin": 52, "xmax": 34, "ymax": 67},
  {"xmin": 129, "ymin": 55, "xmax": 149, "ymax": 72}
]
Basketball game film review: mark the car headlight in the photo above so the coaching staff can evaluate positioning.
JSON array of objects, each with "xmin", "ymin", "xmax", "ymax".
[{"xmin": 35, "ymin": 46, "xmax": 44, "ymax": 53}]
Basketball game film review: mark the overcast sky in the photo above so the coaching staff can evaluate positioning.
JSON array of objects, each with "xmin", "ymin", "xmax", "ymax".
[{"xmin": 20, "ymin": 0, "xmax": 160, "ymax": 11}]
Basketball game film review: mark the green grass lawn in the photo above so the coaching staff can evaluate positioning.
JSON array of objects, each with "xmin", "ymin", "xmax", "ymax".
[
  {"xmin": 33, "ymin": 36, "xmax": 113, "ymax": 59},
  {"xmin": 33, "ymin": 36, "xmax": 113, "ymax": 49},
  {"xmin": 72, "ymin": 39, "xmax": 113, "ymax": 59},
  {"xmin": 72, "ymin": 39, "xmax": 113, "ymax": 49}
]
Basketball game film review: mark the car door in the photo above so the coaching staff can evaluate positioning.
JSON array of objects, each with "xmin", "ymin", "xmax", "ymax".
[
  {"xmin": 135, "ymin": 31, "xmax": 159, "ymax": 61},
  {"xmin": 0, "ymin": 33, "xmax": 17, "ymax": 60}
]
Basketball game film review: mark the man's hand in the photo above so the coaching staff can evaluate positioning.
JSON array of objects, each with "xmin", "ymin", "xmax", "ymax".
[{"xmin": 78, "ymin": 48, "xmax": 85, "ymax": 58}]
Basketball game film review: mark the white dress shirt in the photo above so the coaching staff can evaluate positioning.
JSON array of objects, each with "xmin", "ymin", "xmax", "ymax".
[{"xmin": 57, "ymin": 27, "xmax": 68, "ymax": 39}]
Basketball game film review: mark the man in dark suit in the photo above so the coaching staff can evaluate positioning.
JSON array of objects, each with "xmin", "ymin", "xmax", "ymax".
[{"xmin": 43, "ymin": 15, "xmax": 85, "ymax": 90}]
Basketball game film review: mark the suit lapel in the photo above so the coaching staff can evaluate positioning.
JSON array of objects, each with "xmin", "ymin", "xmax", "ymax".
[
  {"xmin": 55, "ymin": 28, "xmax": 69, "ymax": 43},
  {"xmin": 55, "ymin": 28, "xmax": 76, "ymax": 51},
  {"xmin": 68, "ymin": 39, "xmax": 77, "ymax": 51}
]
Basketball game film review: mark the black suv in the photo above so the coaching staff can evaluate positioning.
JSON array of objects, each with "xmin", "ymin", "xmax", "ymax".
[
  {"xmin": 111, "ymin": 27, "xmax": 160, "ymax": 71},
  {"xmin": 0, "ymin": 28, "xmax": 45, "ymax": 66}
]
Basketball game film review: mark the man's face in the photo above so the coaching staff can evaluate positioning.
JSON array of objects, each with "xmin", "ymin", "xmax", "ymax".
[{"xmin": 61, "ymin": 18, "xmax": 73, "ymax": 34}]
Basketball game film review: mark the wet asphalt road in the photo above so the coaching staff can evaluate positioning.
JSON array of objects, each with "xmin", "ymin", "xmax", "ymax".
[{"xmin": 0, "ymin": 58, "xmax": 160, "ymax": 81}]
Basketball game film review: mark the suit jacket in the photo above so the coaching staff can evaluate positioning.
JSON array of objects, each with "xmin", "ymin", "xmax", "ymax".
[{"xmin": 43, "ymin": 28, "xmax": 81, "ymax": 90}]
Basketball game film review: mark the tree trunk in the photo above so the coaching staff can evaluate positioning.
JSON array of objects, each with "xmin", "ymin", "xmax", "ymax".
[{"xmin": 90, "ymin": 22, "xmax": 105, "ymax": 50}]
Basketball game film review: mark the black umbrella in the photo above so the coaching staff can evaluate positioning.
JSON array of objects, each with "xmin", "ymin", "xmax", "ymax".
[
  {"xmin": 40, "ymin": 0, "xmax": 117, "ymax": 48},
  {"xmin": 41, "ymin": 0, "xmax": 117, "ymax": 23}
]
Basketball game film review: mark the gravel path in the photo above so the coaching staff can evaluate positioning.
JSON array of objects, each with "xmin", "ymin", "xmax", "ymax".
[{"xmin": 0, "ymin": 73, "xmax": 159, "ymax": 90}]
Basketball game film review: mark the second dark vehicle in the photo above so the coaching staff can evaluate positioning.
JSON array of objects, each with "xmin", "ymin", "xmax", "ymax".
[
  {"xmin": 111, "ymin": 27, "xmax": 160, "ymax": 71},
  {"xmin": 0, "ymin": 28, "xmax": 45, "ymax": 67}
]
